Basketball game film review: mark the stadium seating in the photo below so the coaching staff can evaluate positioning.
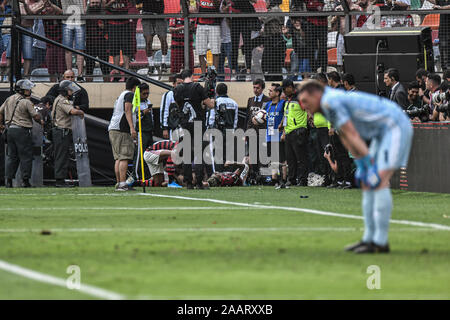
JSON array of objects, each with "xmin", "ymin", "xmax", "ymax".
[
  {"xmin": 0, "ymin": 52, "xmax": 6, "ymax": 67},
  {"xmin": 30, "ymin": 68, "xmax": 50, "ymax": 82},
  {"xmin": 328, "ymin": 48, "xmax": 337, "ymax": 66},
  {"xmin": 130, "ymin": 49, "xmax": 148, "ymax": 69},
  {"xmin": 421, "ymin": 14, "xmax": 440, "ymax": 31}
]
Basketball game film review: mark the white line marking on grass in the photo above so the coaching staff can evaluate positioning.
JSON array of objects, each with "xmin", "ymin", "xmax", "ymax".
[
  {"xmin": 0, "ymin": 207, "xmax": 262, "ymax": 211},
  {"xmin": 0, "ymin": 259, "xmax": 125, "ymax": 300},
  {"xmin": 140, "ymin": 193, "xmax": 450, "ymax": 231},
  {"xmin": 0, "ymin": 227, "xmax": 442, "ymax": 233}
]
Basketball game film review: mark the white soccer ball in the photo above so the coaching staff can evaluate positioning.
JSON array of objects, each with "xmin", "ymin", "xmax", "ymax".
[{"xmin": 254, "ymin": 109, "xmax": 267, "ymax": 124}]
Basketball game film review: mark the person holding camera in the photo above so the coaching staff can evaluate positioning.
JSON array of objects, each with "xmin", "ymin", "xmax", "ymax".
[
  {"xmin": 405, "ymin": 81, "xmax": 429, "ymax": 123},
  {"xmin": 0, "ymin": 79, "xmax": 43, "ymax": 188},
  {"xmin": 173, "ymin": 69, "xmax": 215, "ymax": 189},
  {"xmin": 426, "ymin": 73, "xmax": 442, "ymax": 121},
  {"xmin": 206, "ymin": 83, "xmax": 238, "ymax": 173},
  {"xmin": 52, "ymin": 80, "xmax": 85, "ymax": 188},
  {"xmin": 431, "ymin": 81, "xmax": 449, "ymax": 121}
]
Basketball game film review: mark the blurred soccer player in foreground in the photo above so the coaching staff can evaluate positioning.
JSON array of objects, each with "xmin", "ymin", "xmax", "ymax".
[{"xmin": 298, "ymin": 81, "xmax": 413, "ymax": 254}]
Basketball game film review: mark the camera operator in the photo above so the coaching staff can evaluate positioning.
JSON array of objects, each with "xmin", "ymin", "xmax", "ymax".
[
  {"xmin": 206, "ymin": 83, "xmax": 238, "ymax": 172},
  {"xmin": 426, "ymin": 73, "xmax": 442, "ymax": 121},
  {"xmin": 52, "ymin": 80, "xmax": 85, "ymax": 188},
  {"xmin": 0, "ymin": 79, "xmax": 43, "ymax": 188},
  {"xmin": 405, "ymin": 81, "xmax": 429, "ymax": 122},
  {"xmin": 173, "ymin": 69, "xmax": 215, "ymax": 189},
  {"xmin": 431, "ymin": 81, "xmax": 450, "ymax": 121}
]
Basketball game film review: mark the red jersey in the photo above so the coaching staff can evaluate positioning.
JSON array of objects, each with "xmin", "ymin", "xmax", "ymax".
[
  {"xmin": 306, "ymin": 0, "xmax": 327, "ymax": 26},
  {"xmin": 106, "ymin": 0, "xmax": 133, "ymax": 25},
  {"xmin": 219, "ymin": 172, "xmax": 242, "ymax": 187},
  {"xmin": 169, "ymin": 18, "xmax": 195, "ymax": 47},
  {"xmin": 147, "ymin": 140, "xmax": 177, "ymax": 152},
  {"xmin": 198, "ymin": 0, "xmax": 219, "ymax": 25}
]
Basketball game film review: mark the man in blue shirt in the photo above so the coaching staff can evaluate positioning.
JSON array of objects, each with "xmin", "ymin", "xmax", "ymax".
[
  {"xmin": 298, "ymin": 81, "xmax": 413, "ymax": 254},
  {"xmin": 261, "ymin": 83, "xmax": 286, "ymax": 188}
]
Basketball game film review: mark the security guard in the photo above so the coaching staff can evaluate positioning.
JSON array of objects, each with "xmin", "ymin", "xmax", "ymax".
[
  {"xmin": 52, "ymin": 80, "xmax": 85, "ymax": 187},
  {"xmin": 0, "ymin": 79, "xmax": 43, "ymax": 188},
  {"xmin": 280, "ymin": 79, "xmax": 308, "ymax": 186}
]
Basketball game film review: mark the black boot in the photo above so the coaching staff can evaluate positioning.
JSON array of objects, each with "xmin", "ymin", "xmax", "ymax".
[{"xmin": 22, "ymin": 179, "xmax": 32, "ymax": 188}]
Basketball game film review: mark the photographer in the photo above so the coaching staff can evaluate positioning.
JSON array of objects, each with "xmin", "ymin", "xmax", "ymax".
[
  {"xmin": 426, "ymin": 73, "xmax": 442, "ymax": 121},
  {"xmin": 173, "ymin": 69, "xmax": 215, "ymax": 189},
  {"xmin": 431, "ymin": 81, "xmax": 450, "ymax": 121},
  {"xmin": 405, "ymin": 81, "xmax": 429, "ymax": 123},
  {"xmin": 206, "ymin": 83, "xmax": 238, "ymax": 172}
]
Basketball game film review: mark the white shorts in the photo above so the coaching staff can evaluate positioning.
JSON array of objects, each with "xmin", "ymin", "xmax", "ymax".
[
  {"xmin": 195, "ymin": 24, "xmax": 221, "ymax": 56},
  {"xmin": 144, "ymin": 150, "xmax": 164, "ymax": 176}
]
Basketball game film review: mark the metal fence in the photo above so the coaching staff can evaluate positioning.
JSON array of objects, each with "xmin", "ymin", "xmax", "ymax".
[{"xmin": 2, "ymin": 0, "xmax": 450, "ymax": 83}]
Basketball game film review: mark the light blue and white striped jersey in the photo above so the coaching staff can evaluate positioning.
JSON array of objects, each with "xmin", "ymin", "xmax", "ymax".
[{"xmin": 320, "ymin": 87, "xmax": 410, "ymax": 140}]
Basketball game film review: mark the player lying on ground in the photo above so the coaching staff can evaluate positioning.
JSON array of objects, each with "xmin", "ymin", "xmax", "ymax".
[
  {"xmin": 298, "ymin": 80, "xmax": 413, "ymax": 254},
  {"xmin": 143, "ymin": 140, "xmax": 178, "ymax": 187},
  {"xmin": 205, "ymin": 158, "xmax": 250, "ymax": 188}
]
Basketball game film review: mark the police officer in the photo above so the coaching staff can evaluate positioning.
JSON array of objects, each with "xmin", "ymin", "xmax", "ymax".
[
  {"xmin": 52, "ymin": 80, "xmax": 85, "ymax": 187},
  {"xmin": 280, "ymin": 79, "xmax": 308, "ymax": 186},
  {"xmin": 0, "ymin": 79, "xmax": 43, "ymax": 188}
]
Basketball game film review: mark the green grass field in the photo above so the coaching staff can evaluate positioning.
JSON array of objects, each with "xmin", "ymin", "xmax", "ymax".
[{"xmin": 0, "ymin": 186, "xmax": 449, "ymax": 300}]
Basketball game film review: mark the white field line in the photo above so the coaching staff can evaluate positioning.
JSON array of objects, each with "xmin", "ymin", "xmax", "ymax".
[
  {"xmin": 0, "ymin": 259, "xmax": 125, "ymax": 300},
  {"xmin": 140, "ymin": 193, "xmax": 450, "ymax": 231},
  {"xmin": 0, "ymin": 207, "xmax": 265, "ymax": 211},
  {"xmin": 0, "ymin": 227, "xmax": 442, "ymax": 233}
]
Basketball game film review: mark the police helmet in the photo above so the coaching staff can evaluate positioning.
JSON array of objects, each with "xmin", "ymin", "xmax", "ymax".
[
  {"xmin": 15, "ymin": 79, "xmax": 35, "ymax": 94},
  {"xmin": 59, "ymin": 80, "xmax": 81, "ymax": 96}
]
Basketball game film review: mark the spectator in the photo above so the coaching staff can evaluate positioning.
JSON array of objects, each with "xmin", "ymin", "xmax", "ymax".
[
  {"xmin": 6, "ymin": 0, "xmax": 34, "ymax": 77},
  {"xmin": 285, "ymin": 17, "xmax": 309, "ymax": 79},
  {"xmin": 332, "ymin": 0, "xmax": 361, "ymax": 72},
  {"xmin": 384, "ymin": 68, "xmax": 408, "ymax": 109},
  {"xmin": 108, "ymin": 77, "xmax": 141, "ymax": 191},
  {"xmin": 168, "ymin": 16, "xmax": 195, "ymax": 74},
  {"xmin": 105, "ymin": 0, "xmax": 134, "ymax": 75},
  {"xmin": 46, "ymin": 70, "xmax": 89, "ymax": 112},
  {"xmin": 218, "ymin": 0, "xmax": 232, "ymax": 81},
  {"xmin": 229, "ymin": 0, "xmax": 259, "ymax": 81},
  {"xmin": 61, "ymin": 0, "xmax": 86, "ymax": 81},
  {"xmin": 31, "ymin": 19, "xmax": 47, "ymax": 72},
  {"xmin": 342, "ymin": 73, "xmax": 357, "ymax": 91},
  {"xmin": 253, "ymin": 0, "xmax": 286, "ymax": 81},
  {"xmin": 304, "ymin": 0, "xmax": 327, "ymax": 73},
  {"xmin": 327, "ymin": 71, "xmax": 344, "ymax": 89},
  {"xmin": 136, "ymin": 0, "xmax": 169, "ymax": 73},
  {"xmin": 85, "ymin": 0, "xmax": 110, "ymax": 82},
  {"xmin": 262, "ymin": 83, "xmax": 286, "ymax": 188},
  {"xmin": 406, "ymin": 80, "xmax": 429, "ymax": 123},
  {"xmin": 40, "ymin": 0, "xmax": 65, "ymax": 82},
  {"xmin": 426, "ymin": 73, "xmax": 441, "ymax": 120},
  {"xmin": 193, "ymin": 0, "xmax": 221, "ymax": 76},
  {"xmin": 429, "ymin": 0, "xmax": 450, "ymax": 71},
  {"xmin": 281, "ymin": 79, "xmax": 308, "ymax": 186}
]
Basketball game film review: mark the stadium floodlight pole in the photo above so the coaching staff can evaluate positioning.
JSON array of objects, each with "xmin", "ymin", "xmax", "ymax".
[
  {"xmin": 132, "ymin": 87, "xmax": 146, "ymax": 193},
  {"xmin": 14, "ymin": 25, "xmax": 173, "ymax": 91}
]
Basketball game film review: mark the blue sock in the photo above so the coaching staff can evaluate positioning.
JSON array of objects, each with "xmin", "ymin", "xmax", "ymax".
[
  {"xmin": 362, "ymin": 190, "xmax": 375, "ymax": 243},
  {"xmin": 373, "ymin": 188, "xmax": 392, "ymax": 246}
]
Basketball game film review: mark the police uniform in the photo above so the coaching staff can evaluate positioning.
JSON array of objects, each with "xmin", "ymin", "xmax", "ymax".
[
  {"xmin": 0, "ymin": 93, "xmax": 38, "ymax": 182},
  {"xmin": 52, "ymin": 94, "xmax": 75, "ymax": 184}
]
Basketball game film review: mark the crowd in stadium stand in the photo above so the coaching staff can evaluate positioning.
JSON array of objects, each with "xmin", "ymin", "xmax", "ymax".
[{"xmin": 0, "ymin": 0, "xmax": 449, "ymax": 81}]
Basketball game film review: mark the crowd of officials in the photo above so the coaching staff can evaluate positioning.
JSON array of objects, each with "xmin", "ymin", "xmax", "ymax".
[{"xmin": 1, "ymin": 0, "xmax": 449, "ymax": 81}]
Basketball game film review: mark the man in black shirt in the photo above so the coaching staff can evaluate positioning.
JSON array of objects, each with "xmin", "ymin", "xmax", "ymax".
[{"xmin": 173, "ymin": 69, "xmax": 215, "ymax": 189}]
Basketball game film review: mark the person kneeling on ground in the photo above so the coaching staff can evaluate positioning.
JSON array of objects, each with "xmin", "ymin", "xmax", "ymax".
[{"xmin": 205, "ymin": 158, "xmax": 250, "ymax": 188}]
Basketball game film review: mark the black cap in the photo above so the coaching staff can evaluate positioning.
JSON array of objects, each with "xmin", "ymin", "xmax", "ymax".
[{"xmin": 281, "ymin": 79, "xmax": 294, "ymax": 89}]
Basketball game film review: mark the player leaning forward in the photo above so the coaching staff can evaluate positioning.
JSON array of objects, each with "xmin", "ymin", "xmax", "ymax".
[{"xmin": 298, "ymin": 80, "xmax": 413, "ymax": 254}]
